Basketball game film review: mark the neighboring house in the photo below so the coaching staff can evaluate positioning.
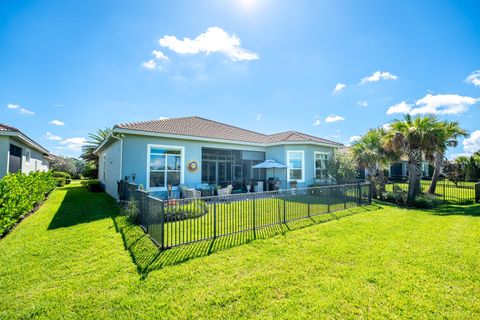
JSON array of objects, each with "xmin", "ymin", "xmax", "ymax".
[
  {"xmin": 95, "ymin": 116, "xmax": 343, "ymax": 199},
  {"xmin": 388, "ymin": 160, "xmax": 430, "ymax": 180},
  {"xmin": 0, "ymin": 124, "xmax": 51, "ymax": 179}
]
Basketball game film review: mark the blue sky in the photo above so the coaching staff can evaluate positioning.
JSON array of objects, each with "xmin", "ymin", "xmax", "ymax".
[{"xmin": 1, "ymin": 0, "xmax": 479, "ymax": 158}]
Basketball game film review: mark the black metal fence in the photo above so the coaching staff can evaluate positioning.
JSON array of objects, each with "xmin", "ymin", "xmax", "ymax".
[
  {"xmin": 385, "ymin": 179, "xmax": 479, "ymax": 204},
  {"xmin": 120, "ymin": 182, "xmax": 372, "ymax": 250}
]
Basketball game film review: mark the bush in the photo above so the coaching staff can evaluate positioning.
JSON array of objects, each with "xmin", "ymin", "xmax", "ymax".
[
  {"xmin": 51, "ymin": 171, "xmax": 72, "ymax": 180},
  {"xmin": 164, "ymin": 199, "xmax": 208, "ymax": 221},
  {"xmin": 122, "ymin": 195, "xmax": 139, "ymax": 223},
  {"xmin": 55, "ymin": 177, "xmax": 66, "ymax": 187},
  {"xmin": 413, "ymin": 195, "xmax": 442, "ymax": 209},
  {"xmin": 82, "ymin": 180, "xmax": 103, "ymax": 192},
  {"xmin": 0, "ymin": 171, "xmax": 56, "ymax": 236},
  {"xmin": 65, "ymin": 179, "xmax": 72, "ymax": 185}
]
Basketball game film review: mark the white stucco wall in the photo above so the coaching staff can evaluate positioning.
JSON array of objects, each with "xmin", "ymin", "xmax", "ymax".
[{"xmin": 98, "ymin": 138, "xmax": 122, "ymax": 198}]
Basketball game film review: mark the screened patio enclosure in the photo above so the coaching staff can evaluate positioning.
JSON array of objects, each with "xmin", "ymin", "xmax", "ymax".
[{"xmin": 201, "ymin": 147, "xmax": 266, "ymax": 190}]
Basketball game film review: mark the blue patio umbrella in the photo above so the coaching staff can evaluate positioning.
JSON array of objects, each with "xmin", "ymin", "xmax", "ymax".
[{"xmin": 252, "ymin": 159, "xmax": 287, "ymax": 183}]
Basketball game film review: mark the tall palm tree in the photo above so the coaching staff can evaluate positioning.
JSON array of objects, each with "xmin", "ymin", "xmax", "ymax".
[
  {"xmin": 383, "ymin": 114, "xmax": 442, "ymax": 203},
  {"xmin": 352, "ymin": 128, "xmax": 399, "ymax": 198},
  {"xmin": 80, "ymin": 127, "xmax": 112, "ymax": 166},
  {"xmin": 427, "ymin": 120, "xmax": 468, "ymax": 194}
]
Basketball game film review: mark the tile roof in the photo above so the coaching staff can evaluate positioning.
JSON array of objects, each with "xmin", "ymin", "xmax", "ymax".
[
  {"xmin": 0, "ymin": 123, "xmax": 19, "ymax": 132},
  {"xmin": 116, "ymin": 116, "xmax": 342, "ymax": 146}
]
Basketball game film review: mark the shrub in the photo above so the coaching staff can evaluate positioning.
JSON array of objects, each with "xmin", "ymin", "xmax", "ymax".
[
  {"xmin": 51, "ymin": 171, "xmax": 71, "ymax": 180},
  {"xmin": 82, "ymin": 180, "xmax": 103, "ymax": 192},
  {"xmin": 413, "ymin": 195, "xmax": 442, "ymax": 209},
  {"xmin": 55, "ymin": 177, "xmax": 66, "ymax": 187},
  {"xmin": 122, "ymin": 195, "xmax": 139, "ymax": 223},
  {"xmin": 65, "ymin": 179, "xmax": 72, "ymax": 185},
  {"xmin": 164, "ymin": 199, "xmax": 208, "ymax": 222},
  {"xmin": 0, "ymin": 171, "xmax": 56, "ymax": 236}
]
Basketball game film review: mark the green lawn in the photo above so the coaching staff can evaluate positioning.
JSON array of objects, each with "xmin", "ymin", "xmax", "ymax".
[
  {"xmin": 385, "ymin": 179, "xmax": 477, "ymax": 203},
  {"xmin": 1, "ymin": 182, "xmax": 479, "ymax": 319}
]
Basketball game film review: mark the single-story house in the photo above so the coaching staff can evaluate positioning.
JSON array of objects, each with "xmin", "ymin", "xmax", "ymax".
[
  {"xmin": 95, "ymin": 116, "xmax": 343, "ymax": 199},
  {"xmin": 0, "ymin": 124, "xmax": 51, "ymax": 179}
]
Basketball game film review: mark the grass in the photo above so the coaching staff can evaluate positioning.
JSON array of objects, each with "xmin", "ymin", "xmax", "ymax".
[
  {"xmin": 385, "ymin": 179, "xmax": 477, "ymax": 203},
  {"xmin": 1, "ymin": 182, "xmax": 479, "ymax": 319}
]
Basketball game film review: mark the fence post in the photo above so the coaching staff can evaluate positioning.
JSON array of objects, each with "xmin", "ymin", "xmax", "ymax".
[
  {"xmin": 307, "ymin": 190, "xmax": 311, "ymax": 218},
  {"xmin": 327, "ymin": 187, "xmax": 331, "ymax": 213},
  {"xmin": 357, "ymin": 183, "xmax": 362, "ymax": 205},
  {"xmin": 252, "ymin": 193, "xmax": 256, "ymax": 239},
  {"xmin": 343, "ymin": 186, "xmax": 347, "ymax": 210},
  {"xmin": 159, "ymin": 200, "xmax": 165, "ymax": 250},
  {"xmin": 443, "ymin": 180, "xmax": 446, "ymax": 203},
  {"xmin": 283, "ymin": 191, "xmax": 287, "ymax": 223},
  {"xmin": 213, "ymin": 200, "xmax": 217, "ymax": 239}
]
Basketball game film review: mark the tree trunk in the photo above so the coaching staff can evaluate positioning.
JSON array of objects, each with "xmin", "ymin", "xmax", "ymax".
[
  {"xmin": 367, "ymin": 166, "xmax": 378, "ymax": 199},
  {"xmin": 428, "ymin": 152, "xmax": 443, "ymax": 195},
  {"xmin": 407, "ymin": 148, "xmax": 423, "ymax": 204},
  {"xmin": 378, "ymin": 167, "xmax": 386, "ymax": 199}
]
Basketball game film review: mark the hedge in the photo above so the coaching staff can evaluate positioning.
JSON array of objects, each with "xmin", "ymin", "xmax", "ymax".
[{"xmin": 0, "ymin": 171, "xmax": 57, "ymax": 236}]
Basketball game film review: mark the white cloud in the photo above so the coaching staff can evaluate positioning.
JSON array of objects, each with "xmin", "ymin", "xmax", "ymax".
[
  {"xmin": 465, "ymin": 70, "xmax": 480, "ymax": 87},
  {"xmin": 60, "ymin": 137, "xmax": 87, "ymax": 151},
  {"xmin": 6, "ymin": 103, "xmax": 34, "ymax": 115},
  {"xmin": 313, "ymin": 119, "xmax": 321, "ymax": 126},
  {"xmin": 382, "ymin": 123, "xmax": 392, "ymax": 131},
  {"xmin": 463, "ymin": 130, "xmax": 480, "ymax": 155},
  {"xmin": 348, "ymin": 135, "xmax": 361, "ymax": 143},
  {"xmin": 360, "ymin": 71, "xmax": 398, "ymax": 84},
  {"xmin": 325, "ymin": 115, "xmax": 345, "ymax": 123},
  {"xmin": 159, "ymin": 27, "xmax": 259, "ymax": 61},
  {"xmin": 386, "ymin": 101, "xmax": 412, "ymax": 115},
  {"xmin": 412, "ymin": 94, "xmax": 478, "ymax": 115},
  {"xmin": 357, "ymin": 101, "xmax": 368, "ymax": 107},
  {"xmin": 255, "ymin": 113, "xmax": 262, "ymax": 121},
  {"xmin": 53, "ymin": 104, "xmax": 64, "ymax": 107},
  {"xmin": 142, "ymin": 59, "xmax": 157, "ymax": 69},
  {"xmin": 386, "ymin": 94, "xmax": 479, "ymax": 116},
  {"xmin": 44, "ymin": 132, "xmax": 62, "ymax": 141},
  {"xmin": 158, "ymin": 116, "xmax": 169, "ymax": 120},
  {"xmin": 332, "ymin": 83, "xmax": 346, "ymax": 94},
  {"xmin": 152, "ymin": 50, "xmax": 169, "ymax": 60},
  {"xmin": 49, "ymin": 119, "xmax": 65, "ymax": 126}
]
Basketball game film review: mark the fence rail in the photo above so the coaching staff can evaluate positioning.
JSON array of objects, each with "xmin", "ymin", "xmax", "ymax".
[
  {"xmin": 120, "ymin": 182, "xmax": 372, "ymax": 250},
  {"xmin": 386, "ymin": 179, "xmax": 479, "ymax": 204}
]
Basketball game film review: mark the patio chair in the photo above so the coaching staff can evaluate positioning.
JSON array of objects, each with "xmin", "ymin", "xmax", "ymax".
[
  {"xmin": 218, "ymin": 185, "xmax": 233, "ymax": 197},
  {"xmin": 183, "ymin": 188, "xmax": 201, "ymax": 199}
]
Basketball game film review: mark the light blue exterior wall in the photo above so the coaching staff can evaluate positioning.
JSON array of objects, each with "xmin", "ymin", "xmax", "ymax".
[
  {"xmin": 121, "ymin": 134, "xmax": 266, "ymax": 191},
  {"xmin": 0, "ymin": 136, "xmax": 49, "ymax": 179},
  {"xmin": 101, "ymin": 132, "xmax": 337, "ymax": 199},
  {"xmin": 98, "ymin": 138, "xmax": 122, "ymax": 197}
]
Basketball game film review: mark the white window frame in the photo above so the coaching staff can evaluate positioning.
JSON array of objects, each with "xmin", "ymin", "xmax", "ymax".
[
  {"xmin": 286, "ymin": 150, "xmax": 305, "ymax": 182},
  {"xmin": 314, "ymin": 151, "xmax": 330, "ymax": 180},
  {"xmin": 25, "ymin": 148, "xmax": 31, "ymax": 164},
  {"xmin": 147, "ymin": 144, "xmax": 185, "ymax": 190}
]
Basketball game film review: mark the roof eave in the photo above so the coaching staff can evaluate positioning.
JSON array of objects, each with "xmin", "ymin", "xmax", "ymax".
[{"xmin": 0, "ymin": 131, "xmax": 50, "ymax": 154}]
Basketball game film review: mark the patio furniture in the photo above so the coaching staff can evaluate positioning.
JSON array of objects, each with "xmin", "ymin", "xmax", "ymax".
[
  {"xmin": 218, "ymin": 185, "xmax": 233, "ymax": 197},
  {"xmin": 252, "ymin": 159, "xmax": 287, "ymax": 191},
  {"xmin": 183, "ymin": 188, "xmax": 201, "ymax": 199}
]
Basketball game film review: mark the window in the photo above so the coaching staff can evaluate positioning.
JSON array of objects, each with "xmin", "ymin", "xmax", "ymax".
[
  {"xmin": 25, "ymin": 149, "xmax": 31, "ymax": 164},
  {"xmin": 314, "ymin": 152, "xmax": 330, "ymax": 180},
  {"xmin": 148, "ymin": 146, "xmax": 183, "ymax": 188},
  {"xmin": 287, "ymin": 151, "xmax": 304, "ymax": 182}
]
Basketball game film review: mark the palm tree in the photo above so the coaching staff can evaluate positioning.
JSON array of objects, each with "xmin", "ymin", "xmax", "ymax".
[
  {"xmin": 351, "ymin": 128, "xmax": 399, "ymax": 198},
  {"xmin": 427, "ymin": 120, "xmax": 468, "ymax": 194},
  {"xmin": 80, "ymin": 127, "xmax": 112, "ymax": 166},
  {"xmin": 383, "ymin": 115, "xmax": 442, "ymax": 203}
]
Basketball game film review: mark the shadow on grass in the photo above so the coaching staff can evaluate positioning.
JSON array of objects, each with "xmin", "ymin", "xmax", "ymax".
[
  {"xmin": 48, "ymin": 185, "xmax": 119, "ymax": 230},
  {"xmin": 429, "ymin": 204, "xmax": 480, "ymax": 217},
  {"xmin": 113, "ymin": 204, "xmax": 381, "ymax": 278}
]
